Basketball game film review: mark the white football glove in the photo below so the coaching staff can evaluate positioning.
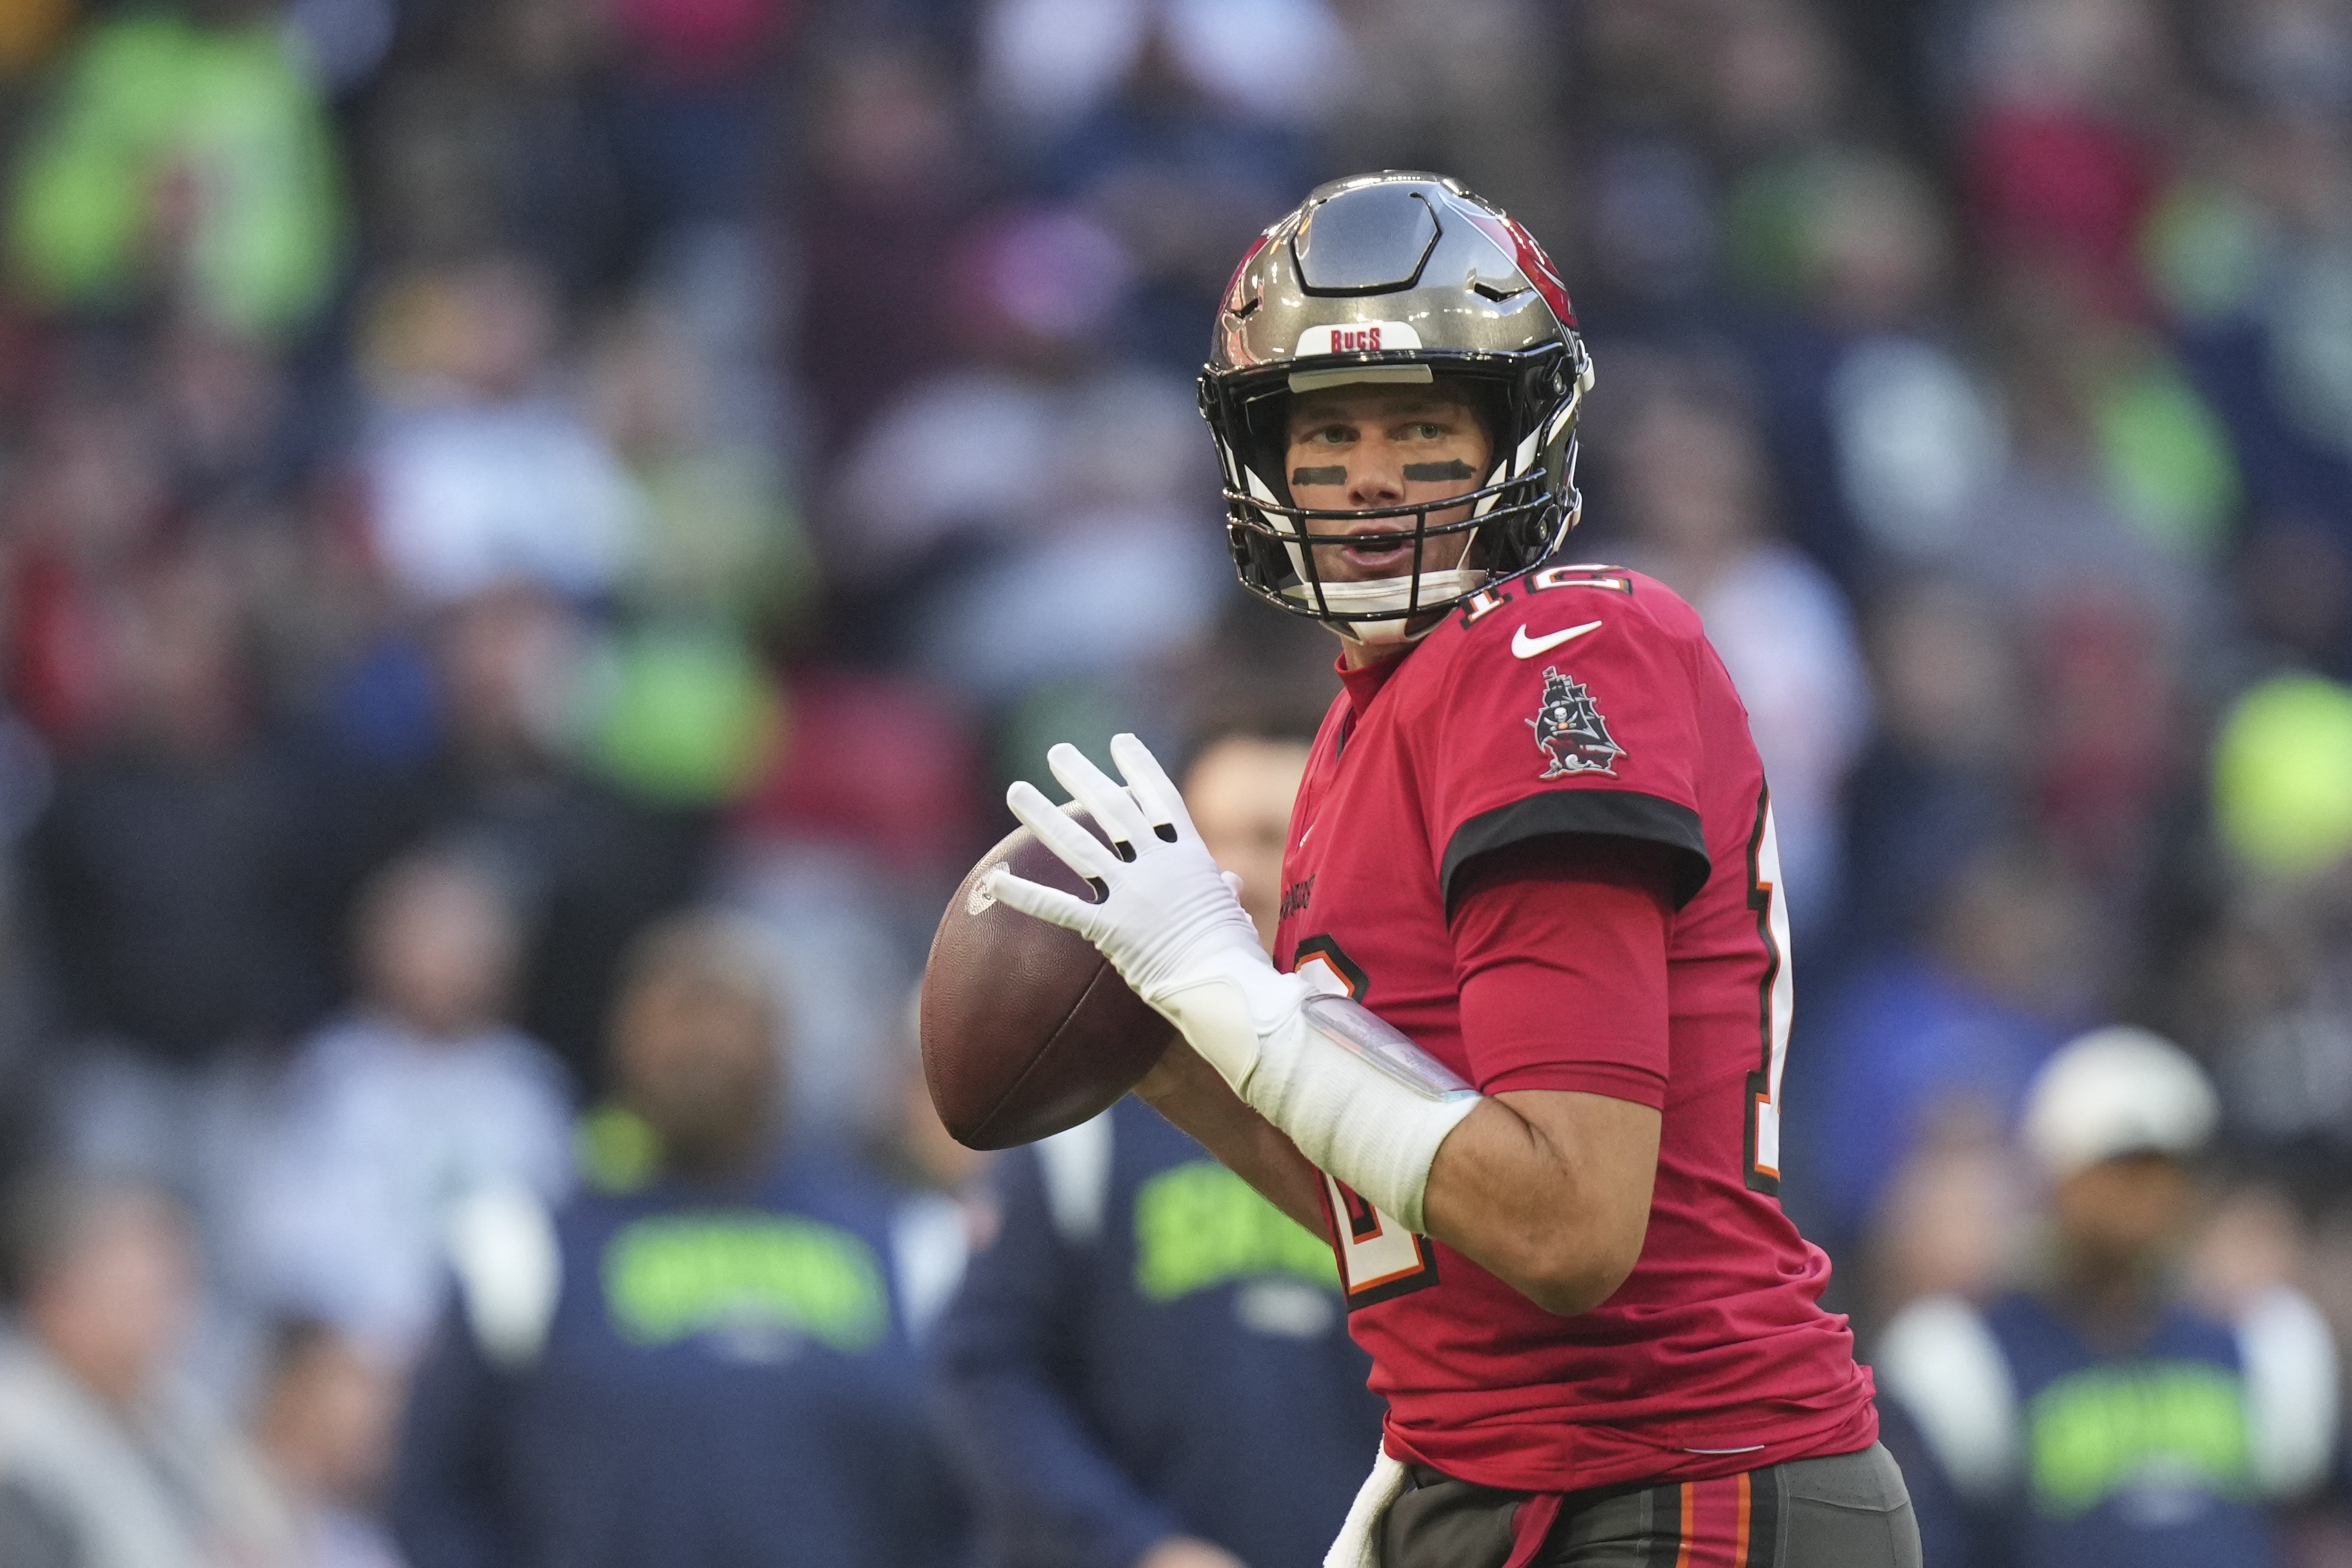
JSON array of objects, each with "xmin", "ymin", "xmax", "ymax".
[
  {"xmin": 987, "ymin": 735, "xmax": 1479, "ymax": 1233},
  {"xmin": 986, "ymin": 734, "xmax": 1300, "ymax": 1092}
]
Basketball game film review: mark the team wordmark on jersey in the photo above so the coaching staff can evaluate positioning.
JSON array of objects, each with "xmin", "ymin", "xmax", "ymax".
[
  {"xmin": 1528, "ymin": 666, "xmax": 1624, "ymax": 778},
  {"xmin": 1278, "ymin": 874, "xmax": 1316, "ymax": 922}
]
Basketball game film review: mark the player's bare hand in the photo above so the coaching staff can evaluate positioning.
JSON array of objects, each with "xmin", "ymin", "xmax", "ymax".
[{"xmin": 1137, "ymin": 1536, "xmax": 1250, "ymax": 1568}]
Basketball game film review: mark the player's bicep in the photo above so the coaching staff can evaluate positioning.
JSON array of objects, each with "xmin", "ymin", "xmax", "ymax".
[{"xmin": 1450, "ymin": 836, "xmax": 1674, "ymax": 1104}]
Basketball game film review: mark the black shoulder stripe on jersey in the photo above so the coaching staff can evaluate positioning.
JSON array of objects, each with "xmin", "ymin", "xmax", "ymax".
[{"xmin": 1441, "ymin": 790, "xmax": 1711, "ymax": 920}]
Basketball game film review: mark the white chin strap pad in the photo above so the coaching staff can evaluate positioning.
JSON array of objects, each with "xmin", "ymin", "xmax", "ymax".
[{"xmin": 1282, "ymin": 567, "xmax": 1486, "ymax": 643}]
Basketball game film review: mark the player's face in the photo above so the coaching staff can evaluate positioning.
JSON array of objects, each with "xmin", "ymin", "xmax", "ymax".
[
  {"xmin": 2053, "ymin": 1152, "xmax": 2194, "ymax": 1268},
  {"xmin": 1183, "ymin": 736, "xmax": 1311, "ymax": 953},
  {"xmin": 613, "ymin": 970, "xmax": 778, "ymax": 1176},
  {"xmin": 1283, "ymin": 384, "xmax": 1494, "ymax": 585}
]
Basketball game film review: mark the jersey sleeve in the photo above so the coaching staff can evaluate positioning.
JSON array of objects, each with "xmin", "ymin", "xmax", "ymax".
[
  {"xmin": 1452, "ymin": 837, "xmax": 1674, "ymax": 1105},
  {"xmin": 1425, "ymin": 599, "xmax": 1713, "ymax": 917}
]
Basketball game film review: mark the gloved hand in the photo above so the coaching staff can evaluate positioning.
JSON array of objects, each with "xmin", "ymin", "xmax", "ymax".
[
  {"xmin": 985, "ymin": 734, "xmax": 1308, "ymax": 1098},
  {"xmin": 991, "ymin": 734, "xmax": 1479, "ymax": 1235}
]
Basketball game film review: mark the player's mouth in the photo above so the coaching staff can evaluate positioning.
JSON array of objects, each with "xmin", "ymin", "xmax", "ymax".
[{"xmin": 1331, "ymin": 527, "xmax": 1420, "ymax": 573}]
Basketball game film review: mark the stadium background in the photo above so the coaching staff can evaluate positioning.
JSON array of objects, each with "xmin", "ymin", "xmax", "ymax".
[{"xmin": 0, "ymin": 0, "xmax": 2350, "ymax": 1559}]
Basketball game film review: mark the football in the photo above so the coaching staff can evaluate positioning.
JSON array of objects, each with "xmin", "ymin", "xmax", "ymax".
[{"xmin": 922, "ymin": 805, "xmax": 1176, "ymax": 1149}]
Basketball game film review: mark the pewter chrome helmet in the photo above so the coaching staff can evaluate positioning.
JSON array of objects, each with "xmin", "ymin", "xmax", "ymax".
[{"xmin": 1199, "ymin": 171, "xmax": 1595, "ymax": 638}]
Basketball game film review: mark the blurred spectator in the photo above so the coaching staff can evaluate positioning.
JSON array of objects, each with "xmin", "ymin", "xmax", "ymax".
[
  {"xmin": 355, "ymin": 0, "xmax": 626, "ymax": 296},
  {"xmin": 242, "ymin": 850, "xmax": 574, "ymax": 1353},
  {"xmin": 913, "ymin": 365, "xmax": 1228, "ymax": 710},
  {"xmin": 1798, "ymin": 840, "xmax": 2099, "ymax": 1270},
  {"xmin": 602, "ymin": 0, "xmax": 801, "ymax": 239},
  {"xmin": 1957, "ymin": 0, "xmax": 2178, "ymax": 321},
  {"xmin": 861, "ymin": 990, "xmax": 983, "ymax": 1346},
  {"xmin": 1835, "ymin": 578, "xmax": 2026, "ymax": 968},
  {"xmin": 332, "ymin": 581, "xmax": 713, "ymax": 1085},
  {"xmin": 0, "ymin": 1173, "xmax": 297, "ymax": 1567},
  {"xmin": 1606, "ymin": 367, "xmax": 1871, "ymax": 940},
  {"xmin": 978, "ymin": 0, "xmax": 1346, "ymax": 137},
  {"xmin": 936, "ymin": 732, "xmax": 1384, "ymax": 1568},
  {"xmin": 585, "ymin": 296, "xmax": 809, "ymax": 634},
  {"xmin": 3, "ymin": 375, "xmax": 175, "ymax": 748},
  {"xmin": 979, "ymin": 0, "xmax": 1325, "ymax": 368},
  {"xmin": 20, "ymin": 544, "xmax": 308, "ymax": 1199},
  {"xmin": 826, "ymin": 206, "xmax": 1132, "ymax": 584},
  {"xmin": 391, "ymin": 911, "xmax": 962, "ymax": 1568},
  {"xmin": 251, "ymin": 1318, "xmax": 409, "ymax": 1568},
  {"xmin": 359, "ymin": 254, "xmax": 639, "ymax": 609},
  {"xmin": 1875, "ymin": 1028, "xmax": 2336, "ymax": 1568},
  {"xmin": 1727, "ymin": 150, "xmax": 2007, "ymax": 571},
  {"xmin": 1318, "ymin": 0, "xmax": 1563, "ymax": 246},
  {"xmin": 788, "ymin": 35, "xmax": 978, "ymax": 451},
  {"xmin": 6, "ymin": 0, "xmax": 345, "ymax": 337},
  {"xmin": 575, "ymin": 296, "xmax": 795, "ymax": 810},
  {"xmin": 730, "ymin": 668, "xmax": 987, "ymax": 884}
]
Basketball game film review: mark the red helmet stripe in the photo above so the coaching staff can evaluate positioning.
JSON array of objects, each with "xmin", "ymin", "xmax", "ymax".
[
  {"xmin": 1465, "ymin": 211, "xmax": 1576, "ymax": 328},
  {"xmin": 1223, "ymin": 230, "xmax": 1272, "ymax": 312}
]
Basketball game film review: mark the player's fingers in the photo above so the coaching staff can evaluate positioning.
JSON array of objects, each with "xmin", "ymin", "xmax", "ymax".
[
  {"xmin": 1044, "ymin": 744, "xmax": 1153, "ymax": 859},
  {"xmin": 1108, "ymin": 732, "xmax": 1194, "ymax": 843},
  {"xmin": 1005, "ymin": 781, "xmax": 1120, "ymax": 884},
  {"xmin": 983, "ymin": 867, "xmax": 1100, "ymax": 936},
  {"xmin": 1220, "ymin": 870, "xmax": 1245, "ymax": 901}
]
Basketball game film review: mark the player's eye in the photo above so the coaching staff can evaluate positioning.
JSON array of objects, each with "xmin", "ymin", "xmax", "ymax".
[{"xmin": 1410, "ymin": 422, "xmax": 1445, "ymax": 440}]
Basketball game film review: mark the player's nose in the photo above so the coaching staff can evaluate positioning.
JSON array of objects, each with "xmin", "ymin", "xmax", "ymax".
[{"xmin": 1345, "ymin": 447, "xmax": 1406, "ymax": 511}]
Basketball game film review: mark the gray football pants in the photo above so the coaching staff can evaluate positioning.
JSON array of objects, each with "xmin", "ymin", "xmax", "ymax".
[{"xmin": 1380, "ymin": 1441, "xmax": 1923, "ymax": 1567}]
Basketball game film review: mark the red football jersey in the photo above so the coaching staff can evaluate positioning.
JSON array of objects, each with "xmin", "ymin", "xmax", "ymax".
[{"xmin": 1272, "ymin": 564, "xmax": 1878, "ymax": 1494}]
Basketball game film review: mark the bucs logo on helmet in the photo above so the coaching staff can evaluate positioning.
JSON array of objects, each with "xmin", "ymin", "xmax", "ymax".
[{"xmin": 1528, "ymin": 666, "xmax": 1623, "ymax": 779}]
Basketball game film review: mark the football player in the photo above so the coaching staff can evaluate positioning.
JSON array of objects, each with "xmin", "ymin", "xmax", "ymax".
[{"xmin": 988, "ymin": 173, "xmax": 1919, "ymax": 1568}]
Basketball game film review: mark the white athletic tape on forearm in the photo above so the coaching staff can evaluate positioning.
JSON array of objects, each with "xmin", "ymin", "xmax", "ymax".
[
  {"xmin": 1153, "ymin": 965, "xmax": 1479, "ymax": 1234},
  {"xmin": 1245, "ymin": 996, "xmax": 1479, "ymax": 1234}
]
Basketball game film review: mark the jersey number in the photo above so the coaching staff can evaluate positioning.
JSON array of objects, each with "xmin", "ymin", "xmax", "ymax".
[
  {"xmin": 1292, "ymin": 935, "xmax": 1443, "ymax": 1308},
  {"xmin": 1745, "ymin": 792, "xmax": 1793, "ymax": 1195}
]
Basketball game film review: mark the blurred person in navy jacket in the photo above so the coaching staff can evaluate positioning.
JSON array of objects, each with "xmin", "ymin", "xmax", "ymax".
[
  {"xmin": 389, "ymin": 911, "xmax": 962, "ymax": 1568},
  {"xmin": 1874, "ymin": 1027, "xmax": 2337, "ymax": 1568},
  {"xmin": 935, "ymin": 731, "xmax": 1384, "ymax": 1568}
]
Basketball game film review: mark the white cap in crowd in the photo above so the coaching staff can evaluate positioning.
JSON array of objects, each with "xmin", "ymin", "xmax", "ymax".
[{"xmin": 2021, "ymin": 1026, "xmax": 2221, "ymax": 1181}]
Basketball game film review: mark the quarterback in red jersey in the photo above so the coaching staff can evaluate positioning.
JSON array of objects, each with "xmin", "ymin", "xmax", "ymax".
[{"xmin": 988, "ymin": 174, "xmax": 1919, "ymax": 1568}]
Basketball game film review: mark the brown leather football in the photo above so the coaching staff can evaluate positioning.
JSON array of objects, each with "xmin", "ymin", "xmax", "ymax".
[{"xmin": 921, "ymin": 805, "xmax": 1175, "ymax": 1149}]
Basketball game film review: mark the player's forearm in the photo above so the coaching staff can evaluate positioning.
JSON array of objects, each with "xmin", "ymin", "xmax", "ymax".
[
  {"xmin": 1133, "ymin": 1040, "xmax": 1328, "ymax": 1234},
  {"xmin": 1422, "ymin": 1089, "xmax": 1659, "ymax": 1316}
]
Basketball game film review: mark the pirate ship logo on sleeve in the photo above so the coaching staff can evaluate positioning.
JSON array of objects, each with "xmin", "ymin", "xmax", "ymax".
[{"xmin": 1528, "ymin": 666, "xmax": 1624, "ymax": 778}]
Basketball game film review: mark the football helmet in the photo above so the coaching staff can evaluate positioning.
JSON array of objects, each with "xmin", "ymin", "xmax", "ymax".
[{"xmin": 1199, "ymin": 172, "xmax": 1594, "ymax": 642}]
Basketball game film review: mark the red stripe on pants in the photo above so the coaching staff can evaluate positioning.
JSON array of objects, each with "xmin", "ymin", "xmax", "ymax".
[{"xmin": 1672, "ymin": 1473, "xmax": 1750, "ymax": 1568}]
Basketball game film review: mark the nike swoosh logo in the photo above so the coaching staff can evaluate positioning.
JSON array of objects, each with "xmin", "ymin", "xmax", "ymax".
[{"xmin": 1511, "ymin": 619, "xmax": 1603, "ymax": 659}]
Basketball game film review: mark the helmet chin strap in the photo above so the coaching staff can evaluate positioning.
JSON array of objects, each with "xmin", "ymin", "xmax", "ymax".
[{"xmin": 1284, "ymin": 566, "xmax": 1487, "ymax": 645}]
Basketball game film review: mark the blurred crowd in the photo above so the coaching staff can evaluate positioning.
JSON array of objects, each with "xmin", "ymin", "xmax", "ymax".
[{"xmin": 0, "ymin": 0, "xmax": 2345, "ymax": 1563}]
